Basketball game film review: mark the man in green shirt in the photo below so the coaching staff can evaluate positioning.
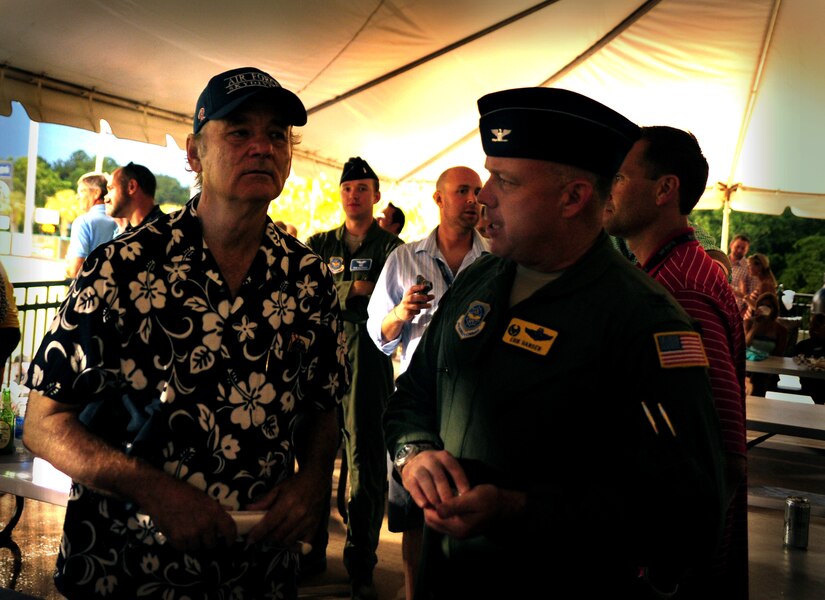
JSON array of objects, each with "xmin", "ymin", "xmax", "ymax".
[
  {"xmin": 307, "ymin": 157, "xmax": 403, "ymax": 599},
  {"xmin": 384, "ymin": 88, "xmax": 727, "ymax": 598}
]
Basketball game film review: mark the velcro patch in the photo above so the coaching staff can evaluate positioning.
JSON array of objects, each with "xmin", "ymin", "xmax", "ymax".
[
  {"xmin": 328, "ymin": 257, "xmax": 344, "ymax": 274},
  {"xmin": 350, "ymin": 258, "xmax": 372, "ymax": 271},
  {"xmin": 502, "ymin": 318, "xmax": 557, "ymax": 356},
  {"xmin": 654, "ymin": 331, "xmax": 708, "ymax": 368}
]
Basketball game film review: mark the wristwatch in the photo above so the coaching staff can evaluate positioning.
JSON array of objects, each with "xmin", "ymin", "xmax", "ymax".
[{"xmin": 393, "ymin": 442, "xmax": 436, "ymax": 473}]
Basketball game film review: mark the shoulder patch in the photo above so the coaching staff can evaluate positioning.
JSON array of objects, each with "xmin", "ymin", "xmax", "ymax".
[
  {"xmin": 328, "ymin": 257, "xmax": 344, "ymax": 274},
  {"xmin": 654, "ymin": 331, "xmax": 709, "ymax": 368},
  {"xmin": 455, "ymin": 300, "xmax": 490, "ymax": 339}
]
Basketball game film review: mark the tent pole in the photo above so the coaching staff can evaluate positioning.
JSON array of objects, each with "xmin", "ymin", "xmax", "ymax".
[{"xmin": 721, "ymin": 193, "xmax": 732, "ymax": 252}]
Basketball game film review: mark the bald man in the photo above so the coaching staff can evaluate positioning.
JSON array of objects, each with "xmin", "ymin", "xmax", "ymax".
[{"xmin": 366, "ymin": 166, "xmax": 488, "ymax": 599}]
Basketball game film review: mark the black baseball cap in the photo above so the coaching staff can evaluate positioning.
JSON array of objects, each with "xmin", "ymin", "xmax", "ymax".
[{"xmin": 194, "ymin": 67, "xmax": 307, "ymax": 133}]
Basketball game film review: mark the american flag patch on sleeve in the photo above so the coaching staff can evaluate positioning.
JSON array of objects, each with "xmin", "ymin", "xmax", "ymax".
[{"xmin": 654, "ymin": 331, "xmax": 709, "ymax": 369}]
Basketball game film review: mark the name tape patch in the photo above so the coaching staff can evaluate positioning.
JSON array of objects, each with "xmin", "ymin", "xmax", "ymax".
[
  {"xmin": 502, "ymin": 318, "xmax": 557, "ymax": 356},
  {"xmin": 350, "ymin": 258, "xmax": 372, "ymax": 272}
]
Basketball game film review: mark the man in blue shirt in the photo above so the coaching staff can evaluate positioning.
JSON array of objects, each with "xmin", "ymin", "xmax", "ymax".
[
  {"xmin": 65, "ymin": 171, "xmax": 117, "ymax": 278},
  {"xmin": 367, "ymin": 166, "xmax": 486, "ymax": 599}
]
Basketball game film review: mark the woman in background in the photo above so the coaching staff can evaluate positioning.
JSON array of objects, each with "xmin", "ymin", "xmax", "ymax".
[
  {"xmin": 743, "ymin": 253, "xmax": 777, "ymax": 319},
  {"xmin": 745, "ymin": 291, "xmax": 788, "ymax": 396}
]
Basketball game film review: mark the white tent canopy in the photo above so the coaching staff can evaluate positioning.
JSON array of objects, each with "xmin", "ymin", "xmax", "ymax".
[{"xmin": 2, "ymin": 0, "xmax": 824, "ymax": 247}]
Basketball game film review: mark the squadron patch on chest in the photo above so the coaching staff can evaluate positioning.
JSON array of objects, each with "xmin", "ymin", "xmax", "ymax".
[
  {"xmin": 502, "ymin": 318, "xmax": 558, "ymax": 355},
  {"xmin": 350, "ymin": 258, "xmax": 372, "ymax": 271},
  {"xmin": 328, "ymin": 257, "xmax": 344, "ymax": 274},
  {"xmin": 455, "ymin": 300, "xmax": 490, "ymax": 339}
]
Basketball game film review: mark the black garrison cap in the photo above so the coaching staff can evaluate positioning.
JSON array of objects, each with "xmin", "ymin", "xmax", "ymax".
[
  {"xmin": 477, "ymin": 87, "xmax": 640, "ymax": 178},
  {"xmin": 340, "ymin": 157, "xmax": 378, "ymax": 184}
]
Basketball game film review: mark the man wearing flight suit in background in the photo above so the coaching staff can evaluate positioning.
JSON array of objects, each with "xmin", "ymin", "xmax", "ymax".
[{"xmin": 307, "ymin": 157, "xmax": 403, "ymax": 599}]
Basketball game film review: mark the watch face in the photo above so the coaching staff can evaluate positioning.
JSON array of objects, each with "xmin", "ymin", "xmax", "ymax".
[{"xmin": 395, "ymin": 444, "xmax": 413, "ymax": 461}]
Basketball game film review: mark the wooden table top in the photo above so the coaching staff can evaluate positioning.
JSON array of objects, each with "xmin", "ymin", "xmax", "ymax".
[
  {"xmin": 746, "ymin": 355, "xmax": 825, "ymax": 380},
  {"xmin": 747, "ymin": 395, "xmax": 825, "ymax": 443},
  {"xmin": 0, "ymin": 447, "xmax": 70, "ymax": 507}
]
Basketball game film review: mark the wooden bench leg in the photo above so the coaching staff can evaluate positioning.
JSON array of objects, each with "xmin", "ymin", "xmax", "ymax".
[
  {"xmin": 747, "ymin": 432, "xmax": 776, "ymax": 449},
  {"xmin": 0, "ymin": 494, "xmax": 25, "ymax": 546}
]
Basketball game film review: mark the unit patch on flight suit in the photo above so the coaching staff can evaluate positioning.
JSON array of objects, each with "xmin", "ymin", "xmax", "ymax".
[
  {"xmin": 350, "ymin": 258, "xmax": 372, "ymax": 271},
  {"xmin": 328, "ymin": 257, "xmax": 344, "ymax": 274},
  {"xmin": 502, "ymin": 318, "xmax": 557, "ymax": 355},
  {"xmin": 455, "ymin": 300, "xmax": 490, "ymax": 339},
  {"xmin": 654, "ymin": 331, "xmax": 709, "ymax": 368}
]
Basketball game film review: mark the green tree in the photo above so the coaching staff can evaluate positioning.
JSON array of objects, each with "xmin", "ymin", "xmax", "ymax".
[
  {"xmin": 155, "ymin": 174, "xmax": 190, "ymax": 206},
  {"xmin": 692, "ymin": 208, "xmax": 825, "ymax": 292},
  {"xmin": 51, "ymin": 150, "xmax": 118, "ymax": 185},
  {"xmin": 781, "ymin": 235, "xmax": 825, "ymax": 293},
  {"xmin": 5, "ymin": 156, "xmax": 72, "ymax": 231}
]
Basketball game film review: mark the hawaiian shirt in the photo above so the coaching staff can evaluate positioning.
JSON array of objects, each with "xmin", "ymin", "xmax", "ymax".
[{"xmin": 27, "ymin": 195, "xmax": 351, "ymax": 599}]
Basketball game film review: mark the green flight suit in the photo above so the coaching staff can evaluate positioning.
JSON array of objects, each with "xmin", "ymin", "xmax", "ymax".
[
  {"xmin": 384, "ymin": 233, "xmax": 727, "ymax": 598},
  {"xmin": 307, "ymin": 220, "xmax": 403, "ymax": 580}
]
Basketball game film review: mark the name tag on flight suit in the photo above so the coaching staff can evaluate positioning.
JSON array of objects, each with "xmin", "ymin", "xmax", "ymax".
[{"xmin": 502, "ymin": 318, "xmax": 558, "ymax": 356}]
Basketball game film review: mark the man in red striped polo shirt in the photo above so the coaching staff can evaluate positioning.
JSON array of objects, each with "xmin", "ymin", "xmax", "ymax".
[{"xmin": 604, "ymin": 126, "xmax": 747, "ymax": 600}]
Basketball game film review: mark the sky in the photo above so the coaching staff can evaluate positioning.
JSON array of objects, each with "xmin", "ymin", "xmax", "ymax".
[{"xmin": 0, "ymin": 102, "xmax": 194, "ymax": 187}]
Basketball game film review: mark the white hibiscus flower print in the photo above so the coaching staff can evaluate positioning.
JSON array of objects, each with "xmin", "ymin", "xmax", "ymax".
[
  {"xmin": 228, "ymin": 372, "xmax": 276, "ymax": 429},
  {"xmin": 202, "ymin": 300, "xmax": 231, "ymax": 351},
  {"xmin": 163, "ymin": 258, "xmax": 191, "ymax": 283},
  {"xmin": 94, "ymin": 575, "xmax": 117, "ymax": 596},
  {"xmin": 119, "ymin": 242, "xmax": 143, "ymax": 262},
  {"xmin": 232, "ymin": 315, "xmax": 257, "ymax": 342},
  {"xmin": 70, "ymin": 343, "xmax": 87, "ymax": 373},
  {"xmin": 74, "ymin": 285, "xmax": 101, "ymax": 314},
  {"xmin": 129, "ymin": 272, "xmax": 167, "ymax": 314},
  {"xmin": 263, "ymin": 291, "xmax": 296, "ymax": 329},
  {"xmin": 296, "ymin": 275, "xmax": 318, "ymax": 299},
  {"xmin": 121, "ymin": 358, "xmax": 147, "ymax": 390}
]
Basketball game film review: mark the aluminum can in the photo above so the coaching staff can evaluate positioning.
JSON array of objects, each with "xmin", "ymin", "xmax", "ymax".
[{"xmin": 784, "ymin": 496, "xmax": 811, "ymax": 549}]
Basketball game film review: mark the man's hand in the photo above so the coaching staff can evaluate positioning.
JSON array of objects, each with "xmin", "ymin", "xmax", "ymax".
[
  {"xmin": 139, "ymin": 476, "xmax": 238, "ymax": 553},
  {"xmin": 426, "ymin": 484, "xmax": 501, "ymax": 539},
  {"xmin": 400, "ymin": 449, "xmax": 471, "ymax": 510},
  {"xmin": 394, "ymin": 283, "xmax": 435, "ymax": 321},
  {"xmin": 380, "ymin": 282, "xmax": 435, "ymax": 343},
  {"xmin": 400, "ymin": 450, "xmax": 528, "ymax": 539},
  {"xmin": 349, "ymin": 280, "xmax": 376, "ymax": 297},
  {"xmin": 244, "ymin": 470, "xmax": 326, "ymax": 549}
]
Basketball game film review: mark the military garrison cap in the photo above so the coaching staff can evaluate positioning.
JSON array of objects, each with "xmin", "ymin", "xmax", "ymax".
[
  {"xmin": 477, "ymin": 87, "xmax": 640, "ymax": 178},
  {"xmin": 340, "ymin": 157, "xmax": 378, "ymax": 184}
]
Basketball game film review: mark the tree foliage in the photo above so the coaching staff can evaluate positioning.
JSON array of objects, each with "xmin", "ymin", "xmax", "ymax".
[
  {"xmin": 781, "ymin": 236, "xmax": 825, "ymax": 292},
  {"xmin": 3, "ymin": 147, "xmax": 824, "ymax": 292},
  {"xmin": 691, "ymin": 208, "xmax": 825, "ymax": 293},
  {"xmin": 156, "ymin": 174, "xmax": 190, "ymax": 206},
  {"xmin": 2, "ymin": 152, "xmax": 192, "ymax": 232}
]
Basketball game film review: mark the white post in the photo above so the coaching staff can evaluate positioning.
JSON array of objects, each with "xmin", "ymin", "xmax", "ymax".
[
  {"xmin": 16, "ymin": 120, "xmax": 39, "ymax": 256},
  {"xmin": 720, "ymin": 185, "xmax": 733, "ymax": 252}
]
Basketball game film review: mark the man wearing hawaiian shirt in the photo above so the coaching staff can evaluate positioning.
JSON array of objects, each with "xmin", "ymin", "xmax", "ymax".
[{"xmin": 24, "ymin": 67, "xmax": 351, "ymax": 600}]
